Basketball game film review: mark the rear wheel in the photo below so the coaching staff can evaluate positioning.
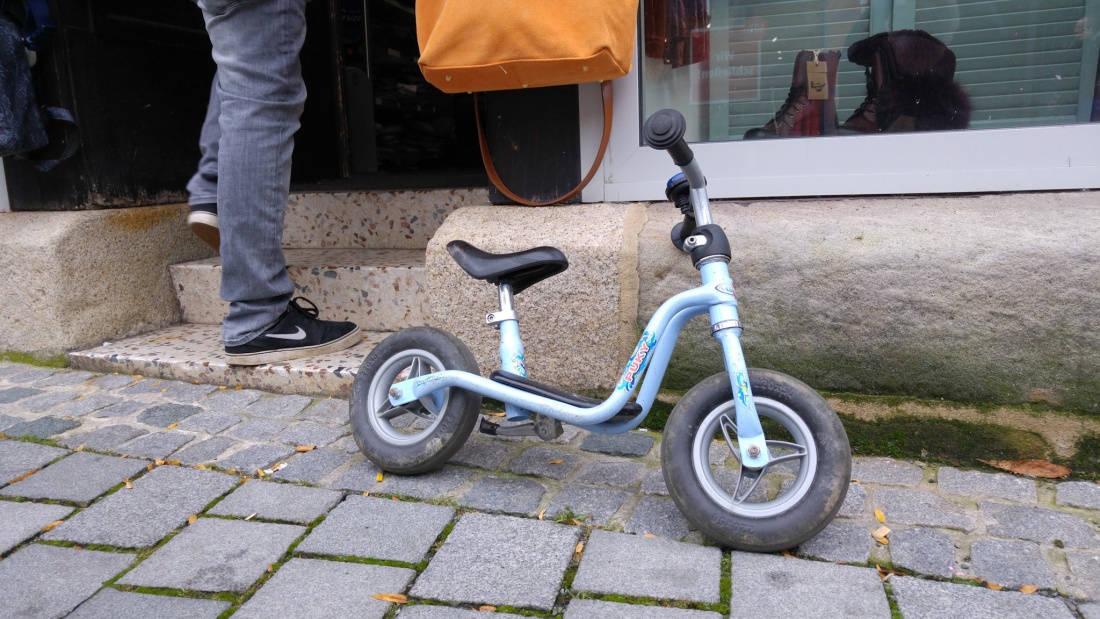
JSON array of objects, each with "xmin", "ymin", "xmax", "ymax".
[
  {"xmin": 661, "ymin": 369, "xmax": 851, "ymax": 551},
  {"xmin": 350, "ymin": 327, "xmax": 482, "ymax": 474}
]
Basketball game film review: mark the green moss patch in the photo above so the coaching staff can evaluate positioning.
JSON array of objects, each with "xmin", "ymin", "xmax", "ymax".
[
  {"xmin": 0, "ymin": 351, "xmax": 69, "ymax": 368},
  {"xmin": 1068, "ymin": 433, "xmax": 1100, "ymax": 480}
]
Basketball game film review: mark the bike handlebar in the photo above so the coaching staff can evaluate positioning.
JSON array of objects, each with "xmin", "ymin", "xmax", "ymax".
[{"xmin": 643, "ymin": 109, "xmax": 694, "ymax": 167}]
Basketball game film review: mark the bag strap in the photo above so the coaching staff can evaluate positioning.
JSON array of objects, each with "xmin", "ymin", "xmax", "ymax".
[{"xmin": 475, "ymin": 80, "xmax": 613, "ymax": 207}]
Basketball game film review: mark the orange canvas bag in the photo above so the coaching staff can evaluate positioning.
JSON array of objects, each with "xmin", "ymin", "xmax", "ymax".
[{"xmin": 416, "ymin": 0, "xmax": 639, "ymax": 205}]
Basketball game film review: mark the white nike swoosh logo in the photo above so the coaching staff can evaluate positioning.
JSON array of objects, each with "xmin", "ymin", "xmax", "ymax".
[{"xmin": 266, "ymin": 326, "xmax": 307, "ymax": 341}]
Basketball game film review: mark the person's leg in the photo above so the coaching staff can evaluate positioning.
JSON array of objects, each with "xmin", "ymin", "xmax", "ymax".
[
  {"xmin": 197, "ymin": 0, "xmax": 306, "ymax": 347},
  {"xmin": 185, "ymin": 74, "xmax": 221, "ymax": 251}
]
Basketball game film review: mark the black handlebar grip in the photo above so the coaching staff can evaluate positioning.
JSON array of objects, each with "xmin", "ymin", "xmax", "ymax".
[{"xmin": 643, "ymin": 109, "xmax": 694, "ymax": 167}]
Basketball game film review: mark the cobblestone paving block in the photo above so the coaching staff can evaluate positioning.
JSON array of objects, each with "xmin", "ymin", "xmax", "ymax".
[
  {"xmin": 0, "ymin": 544, "xmax": 135, "ymax": 618},
  {"xmin": 624, "ymin": 496, "xmax": 692, "ymax": 540},
  {"xmin": 1067, "ymin": 551, "xmax": 1100, "ymax": 599},
  {"xmin": 171, "ymin": 436, "xmax": 238, "ymax": 465},
  {"xmin": 729, "ymin": 551, "xmax": 890, "ymax": 618},
  {"xmin": 273, "ymin": 448, "xmax": 351, "ymax": 483},
  {"xmin": 971, "ymin": 539, "xmax": 1056, "ymax": 589},
  {"xmin": 118, "ymin": 518, "xmax": 304, "ymax": 592},
  {"xmin": 0, "ymin": 439, "xmax": 69, "ymax": 485},
  {"xmin": 3, "ymin": 416, "xmax": 80, "ymax": 438},
  {"xmin": 118, "ymin": 432, "xmax": 194, "ymax": 460},
  {"xmin": 302, "ymin": 397, "xmax": 349, "ymax": 425},
  {"xmin": 888, "ymin": 527, "xmax": 958, "ymax": 578},
  {"xmin": 0, "ymin": 451, "xmax": 148, "ymax": 504},
  {"xmin": 325, "ymin": 459, "xmax": 380, "ymax": 492},
  {"xmin": 67, "ymin": 588, "xmax": 230, "ymax": 619},
  {"xmin": 852, "ymin": 457, "xmax": 924, "ymax": 486},
  {"xmin": 43, "ymin": 465, "xmax": 239, "ymax": 547},
  {"xmin": 246, "ymin": 394, "xmax": 314, "ymax": 419},
  {"xmin": 21, "ymin": 390, "xmax": 79, "ymax": 413},
  {"xmin": 0, "ymin": 500, "xmax": 74, "ymax": 554},
  {"xmin": 376, "ymin": 466, "xmax": 473, "ymax": 499},
  {"xmin": 233, "ymin": 558, "xmax": 414, "ymax": 619},
  {"xmin": 796, "ymin": 520, "xmax": 873, "ymax": 564},
  {"xmin": 573, "ymin": 529, "xmax": 721, "ymax": 603},
  {"xmin": 838, "ymin": 482, "xmax": 868, "ymax": 519},
  {"xmin": 459, "ymin": 475, "xmax": 546, "ymax": 515},
  {"xmin": 201, "ymin": 388, "xmax": 266, "ymax": 413},
  {"xmin": 980, "ymin": 502, "xmax": 1098, "ymax": 548},
  {"xmin": 1081, "ymin": 602, "xmax": 1100, "ymax": 619},
  {"xmin": 0, "ymin": 362, "xmax": 30, "ymax": 379},
  {"xmin": 176, "ymin": 411, "xmax": 243, "ymax": 434},
  {"xmin": 411, "ymin": 512, "xmax": 579, "ymax": 610},
  {"xmin": 890, "ymin": 575, "xmax": 1076, "ymax": 619},
  {"xmin": 209, "ymin": 478, "xmax": 343, "ymax": 524},
  {"xmin": 217, "ymin": 444, "xmax": 296, "ymax": 474},
  {"xmin": 580, "ymin": 432, "xmax": 655, "ymax": 458},
  {"xmin": 89, "ymin": 400, "xmax": 146, "ymax": 418},
  {"xmin": 224, "ymin": 418, "xmax": 289, "ymax": 442},
  {"xmin": 640, "ymin": 470, "xmax": 669, "ymax": 497},
  {"xmin": 61, "ymin": 424, "xmax": 147, "ymax": 451},
  {"xmin": 90, "ymin": 374, "xmax": 138, "ymax": 390},
  {"xmin": 298, "ymin": 495, "xmax": 453, "ymax": 563},
  {"xmin": 1056, "ymin": 481, "xmax": 1100, "ymax": 511},
  {"xmin": 136, "ymin": 403, "xmax": 202, "ymax": 427},
  {"xmin": 119, "ymin": 378, "xmax": 174, "ymax": 396},
  {"xmin": 937, "ymin": 467, "xmax": 1037, "ymax": 503},
  {"xmin": 574, "ymin": 460, "xmax": 645, "ymax": 487},
  {"xmin": 565, "ymin": 600, "xmax": 721, "ymax": 619},
  {"xmin": 396, "ymin": 607, "xmax": 527, "ymax": 619},
  {"xmin": 506, "ymin": 446, "xmax": 583, "ymax": 480},
  {"xmin": 277, "ymin": 421, "xmax": 348, "ymax": 447},
  {"xmin": 545, "ymin": 484, "xmax": 630, "ymax": 527},
  {"xmin": 875, "ymin": 489, "xmax": 976, "ymax": 531},
  {"xmin": 329, "ymin": 435, "xmax": 363, "ymax": 454},
  {"xmin": 448, "ymin": 438, "xmax": 514, "ymax": 470},
  {"xmin": 52, "ymin": 394, "xmax": 123, "ymax": 418},
  {"xmin": 9, "ymin": 369, "xmax": 60, "ymax": 383},
  {"xmin": 0, "ymin": 414, "xmax": 23, "ymax": 431},
  {"xmin": 33, "ymin": 370, "xmax": 96, "ymax": 387},
  {"xmin": 0, "ymin": 386, "xmax": 43, "ymax": 404},
  {"xmin": 161, "ymin": 382, "xmax": 219, "ymax": 404}
]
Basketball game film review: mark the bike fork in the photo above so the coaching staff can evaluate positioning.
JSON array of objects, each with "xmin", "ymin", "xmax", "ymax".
[{"xmin": 701, "ymin": 262, "xmax": 770, "ymax": 469}]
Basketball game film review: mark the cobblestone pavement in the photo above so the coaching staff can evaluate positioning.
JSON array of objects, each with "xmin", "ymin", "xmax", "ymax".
[{"xmin": 1, "ymin": 362, "xmax": 1099, "ymax": 618}]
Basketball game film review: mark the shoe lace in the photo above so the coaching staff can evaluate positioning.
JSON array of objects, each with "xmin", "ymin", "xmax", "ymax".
[
  {"xmin": 852, "ymin": 67, "xmax": 878, "ymax": 119},
  {"xmin": 287, "ymin": 297, "xmax": 320, "ymax": 319}
]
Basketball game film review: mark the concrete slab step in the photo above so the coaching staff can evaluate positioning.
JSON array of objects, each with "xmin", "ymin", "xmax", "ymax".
[
  {"xmin": 67, "ymin": 324, "xmax": 392, "ymax": 397},
  {"xmin": 170, "ymin": 248, "xmax": 429, "ymax": 332}
]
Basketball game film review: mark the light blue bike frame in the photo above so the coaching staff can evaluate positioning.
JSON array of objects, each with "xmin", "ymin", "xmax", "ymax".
[{"xmin": 387, "ymin": 159, "xmax": 771, "ymax": 469}]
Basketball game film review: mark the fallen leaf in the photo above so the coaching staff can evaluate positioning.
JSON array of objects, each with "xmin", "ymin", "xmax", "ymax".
[
  {"xmin": 376, "ymin": 472, "xmax": 384, "ymax": 482},
  {"xmin": 124, "ymin": 479, "xmax": 132, "ymax": 489},
  {"xmin": 547, "ymin": 459, "xmax": 564, "ymax": 465},
  {"xmin": 488, "ymin": 411, "xmax": 506, "ymax": 417},
  {"xmin": 871, "ymin": 525, "xmax": 891, "ymax": 539},
  {"xmin": 235, "ymin": 386, "xmax": 243, "ymax": 390},
  {"xmin": 8, "ymin": 469, "xmax": 39, "ymax": 485},
  {"xmin": 226, "ymin": 468, "xmax": 237, "ymax": 475},
  {"xmin": 257, "ymin": 469, "xmax": 266, "ymax": 478},
  {"xmin": 74, "ymin": 444, "xmax": 84, "ymax": 452},
  {"xmin": 146, "ymin": 463, "xmax": 154, "ymax": 471},
  {"xmin": 155, "ymin": 459, "xmax": 166, "ymax": 466},
  {"xmin": 986, "ymin": 581, "xmax": 1003, "ymax": 591},
  {"xmin": 1019, "ymin": 585, "xmax": 1039, "ymax": 594},
  {"xmin": 295, "ymin": 445, "xmax": 315, "ymax": 453},
  {"xmin": 372, "ymin": 593, "xmax": 408, "ymax": 604},
  {"xmin": 478, "ymin": 606, "xmax": 497, "ymax": 612},
  {"xmin": 245, "ymin": 513, "xmax": 257, "ymax": 521},
  {"xmin": 851, "ymin": 478, "xmax": 861, "ymax": 484},
  {"xmin": 193, "ymin": 464, "xmax": 206, "ymax": 470},
  {"xmin": 168, "ymin": 460, "xmax": 181, "ymax": 466},
  {"xmin": 41, "ymin": 520, "xmax": 64, "ymax": 532},
  {"xmin": 392, "ymin": 496, "xmax": 399, "ymax": 501},
  {"xmin": 166, "ymin": 422, "xmax": 179, "ymax": 430},
  {"xmin": 872, "ymin": 535, "xmax": 890, "ymax": 545},
  {"xmin": 188, "ymin": 514, "xmax": 198, "ymax": 525},
  {"xmin": 644, "ymin": 533, "xmax": 656, "ymax": 538},
  {"xmin": 267, "ymin": 563, "xmax": 274, "ymax": 572},
  {"xmin": 538, "ymin": 509, "xmax": 546, "ymax": 521},
  {"xmin": 362, "ymin": 492, "xmax": 370, "ymax": 497},
  {"xmin": 575, "ymin": 542, "xmax": 584, "ymax": 554},
  {"xmin": 218, "ymin": 385, "xmax": 228, "ymax": 390},
  {"xmin": 781, "ymin": 550, "xmax": 796, "ymax": 558},
  {"xmin": 874, "ymin": 509, "xmax": 886, "ymax": 523},
  {"xmin": 978, "ymin": 459, "xmax": 1071, "ymax": 479},
  {"xmin": 239, "ymin": 477, "xmax": 248, "ymax": 485},
  {"xmin": 570, "ymin": 519, "xmax": 581, "ymax": 526}
]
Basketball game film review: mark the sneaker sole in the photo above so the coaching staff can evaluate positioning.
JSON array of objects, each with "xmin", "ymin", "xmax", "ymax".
[
  {"xmin": 225, "ymin": 326, "xmax": 362, "ymax": 366},
  {"xmin": 187, "ymin": 211, "xmax": 220, "ymax": 252}
]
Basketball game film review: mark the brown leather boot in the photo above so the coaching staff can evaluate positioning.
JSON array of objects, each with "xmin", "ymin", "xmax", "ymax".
[{"xmin": 744, "ymin": 50, "xmax": 840, "ymax": 139}]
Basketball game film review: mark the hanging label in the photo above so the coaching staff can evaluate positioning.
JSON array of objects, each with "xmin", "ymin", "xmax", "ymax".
[{"xmin": 806, "ymin": 60, "xmax": 828, "ymax": 101}]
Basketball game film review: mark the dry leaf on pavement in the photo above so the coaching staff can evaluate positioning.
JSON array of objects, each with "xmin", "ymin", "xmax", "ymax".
[
  {"xmin": 295, "ymin": 445, "xmax": 315, "ymax": 453},
  {"xmin": 372, "ymin": 593, "xmax": 408, "ymax": 604},
  {"xmin": 1019, "ymin": 585, "xmax": 1039, "ymax": 594},
  {"xmin": 874, "ymin": 509, "xmax": 886, "ymax": 523},
  {"xmin": 977, "ymin": 459, "xmax": 1070, "ymax": 479}
]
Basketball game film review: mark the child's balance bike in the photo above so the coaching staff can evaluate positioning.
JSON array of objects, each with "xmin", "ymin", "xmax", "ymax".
[{"xmin": 351, "ymin": 109, "xmax": 851, "ymax": 551}]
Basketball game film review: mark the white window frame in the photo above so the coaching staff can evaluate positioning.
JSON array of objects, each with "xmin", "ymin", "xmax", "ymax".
[{"xmin": 579, "ymin": 41, "xmax": 1100, "ymax": 203}]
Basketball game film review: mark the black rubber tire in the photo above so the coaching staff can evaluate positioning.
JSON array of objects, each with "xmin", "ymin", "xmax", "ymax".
[
  {"xmin": 661, "ymin": 368, "xmax": 851, "ymax": 551},
  {"xmin": 350, "ymin": 327, "xmax": 482, "ymax": 475}
]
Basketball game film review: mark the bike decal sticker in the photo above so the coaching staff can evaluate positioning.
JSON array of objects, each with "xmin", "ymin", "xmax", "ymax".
[
  {"xmin": 716, "ymin": 283, "xmax": 736, "ymax": 296},
  {"xmin": 512, "ymin": 354, "xmax": 527, "ymax": 376},
  {"xmin": 619, "ymin": 331, "xmax": 657, "ymax": 391},
  {"xmin": 735, "ymin": 371, "xmax": 751, "ymax": 406},
  {"xmin": 415, "ymin": 373, "xmax": 444, "ymax": 390}
]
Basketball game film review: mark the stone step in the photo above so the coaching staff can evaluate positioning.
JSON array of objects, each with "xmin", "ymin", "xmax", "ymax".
[
  {"xmin": 67, "ymin": 324, "xmax": 393, "ymax": 397},
  {"xmin": 170, "ymin": 248, "xmax": 429, "ymax": 332}
]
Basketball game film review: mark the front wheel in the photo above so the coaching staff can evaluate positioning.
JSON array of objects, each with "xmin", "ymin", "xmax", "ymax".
[
  {"xmin": 350, "ymin": 327, "xmax": 482, "ymax": 475},
  {"xmin": 661, "ymin": 369, "xmax": 851, "ymax": 551}
]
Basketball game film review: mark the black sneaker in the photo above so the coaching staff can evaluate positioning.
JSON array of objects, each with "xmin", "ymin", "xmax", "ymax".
[
  {"xmin": 225, "ymin": 297, "xmax": 361, "ymax": 365},
  {"xmin": 187, "ymin": 203, "xmax": 219, "ymax": 252}
]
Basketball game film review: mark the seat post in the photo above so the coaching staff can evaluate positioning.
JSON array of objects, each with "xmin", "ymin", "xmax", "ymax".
[{"xmin": 490, "ymin": 283, "xmax": 530, "ymax": 420}]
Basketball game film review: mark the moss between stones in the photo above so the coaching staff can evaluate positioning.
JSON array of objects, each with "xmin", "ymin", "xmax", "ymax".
[
  {"xmin": 0, "ymin": 351, "xmax": 69, "ymax": 368},
  {"xmin": 1069, "ymin": 433, "xmax": 1100, "ymax": 479}
]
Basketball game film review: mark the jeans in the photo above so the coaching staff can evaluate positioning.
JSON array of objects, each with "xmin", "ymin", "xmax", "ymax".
[{"xmin": 186, "ymin": 0, "xmax": 308, "ymax": 347}]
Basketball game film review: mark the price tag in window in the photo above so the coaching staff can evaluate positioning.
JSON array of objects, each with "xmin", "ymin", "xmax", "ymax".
[{"xmin": 807, "ymin": 59, "xmax": 828, "ymax": 101}]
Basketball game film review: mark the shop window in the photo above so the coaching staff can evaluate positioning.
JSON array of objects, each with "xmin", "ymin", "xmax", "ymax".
[{"xmin": 588, "ymin": 0, "xmax": 1100, "ymax": 201}]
